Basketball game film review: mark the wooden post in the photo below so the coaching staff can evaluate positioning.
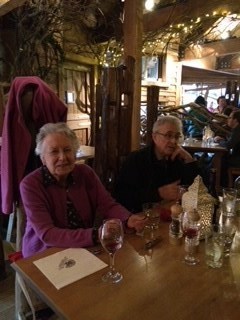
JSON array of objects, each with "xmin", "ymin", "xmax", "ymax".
[
  {"xmin": 146, "ymin": 86, "xmax": 160, "ymax": 145},
  {"xmin": 123, "ymin": 0, "xmax": 143, "ymax": 150},
  {"xmin": 94, "ymin": 59, "xmax": 134, "ymax": 192}
]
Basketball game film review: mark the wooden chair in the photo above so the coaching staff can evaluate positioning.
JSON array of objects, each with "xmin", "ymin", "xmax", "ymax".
[{"xmin": 228, "ymin": 167, "xmax": 240, "ymax": 187}]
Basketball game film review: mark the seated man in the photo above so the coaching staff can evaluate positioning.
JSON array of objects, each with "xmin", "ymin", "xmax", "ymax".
[{"xmin": 114, "ymin": 115, "xmax": 199, "ymax": 213}]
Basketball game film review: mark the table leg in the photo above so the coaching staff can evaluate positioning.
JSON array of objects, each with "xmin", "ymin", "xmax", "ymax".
[
  {"xmin": 212, "ymin": 152, "xmax": 224, "ymax": 194},
  {"xmin": 0, "ymin": 233, "xmax": 6, "ymax": 280}
]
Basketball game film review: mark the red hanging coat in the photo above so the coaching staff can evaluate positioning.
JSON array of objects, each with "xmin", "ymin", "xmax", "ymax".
[{"xmin": 1, "ymin": 76, "xmax": 68, "ymax": 214}]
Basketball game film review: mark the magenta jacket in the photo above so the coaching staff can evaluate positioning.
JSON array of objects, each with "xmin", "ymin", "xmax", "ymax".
[
  {"xmin": 20, "ymin": 164, "xmax": 130, "ymax": 257},
  {"xmin": 1, "ymin": 76, "xmax": 67, "ymax": 214}
]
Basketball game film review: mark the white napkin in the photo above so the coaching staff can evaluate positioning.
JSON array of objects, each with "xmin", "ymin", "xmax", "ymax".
[{"xmin": 33, "ymin": 248, "xmax": 107, "ymax": 289}]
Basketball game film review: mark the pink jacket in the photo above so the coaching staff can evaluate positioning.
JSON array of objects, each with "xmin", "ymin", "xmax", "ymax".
[
  {"xmin": 20, "ymin": 164, "xmax": 130, "ymax": 257},
  {"xmin": 1, "ymin": 76, "xmax": 67, "ymax": 214}
]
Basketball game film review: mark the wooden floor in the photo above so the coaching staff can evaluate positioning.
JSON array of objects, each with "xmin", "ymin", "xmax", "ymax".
[{"xmin": 0, "ymin": 241, "xmax": 15, "ymax": 320}]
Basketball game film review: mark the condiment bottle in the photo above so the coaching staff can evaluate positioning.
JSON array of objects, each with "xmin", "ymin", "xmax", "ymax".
[{"xmin": 169, "ymin": 203, "xmax": 183, "ymax": 245}]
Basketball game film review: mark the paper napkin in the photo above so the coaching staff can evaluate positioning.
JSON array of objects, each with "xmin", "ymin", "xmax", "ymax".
[{"xmin": 33, "ymin": 248, "xmax": 107, "ymax": 289}]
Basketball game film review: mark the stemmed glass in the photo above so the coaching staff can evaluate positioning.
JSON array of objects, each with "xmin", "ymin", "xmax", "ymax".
[
  {"xmin": 183, "ymin": 218, "xmax": 200, "ymax": 265},
  {"xmin": 222, "ymin": 217, "xmax": 236, "ymax": 256},
  {"xmin": 100, "ymin": 218, "xmax": 124, "ymax": 283}
]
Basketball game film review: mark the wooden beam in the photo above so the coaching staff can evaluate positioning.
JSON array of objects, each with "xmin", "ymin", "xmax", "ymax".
[
  {"xmin": 181, "ymin": 65, "xmax": 240, "ymax": 84},
  {"xmin": 185, "ymin": 38, "xmax": 240, "ymax": 60},
  {"xmin": 0, "ymin": 0, "xmax": 26, "ymax": 17},
  {"xmin": 143, "ymin": 0, "xmax": 240, "ymax": 33},
  {"xmin": 123, "ymin": 0, "xmax": 143, "ymax": 150}
]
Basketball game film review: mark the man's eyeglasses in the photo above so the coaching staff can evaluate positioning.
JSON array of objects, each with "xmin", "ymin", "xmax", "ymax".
[{"xmin": 154, "ymin": 131, "xmax": 182, "ymax": 141}]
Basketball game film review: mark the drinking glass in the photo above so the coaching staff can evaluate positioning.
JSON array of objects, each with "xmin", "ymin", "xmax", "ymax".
[
  {"xmin": 183, "ymin": 219, "xmax": 200, "ymax": 265},
  {"xmin": 177, "ymin": 185, "xmax": 189, "ymax": 205},
  {"xmin": 100, "ymin": 218, "xmax": 124, "ymax": 283},
  {"xmin": 142, "ymin": 202, "xmax": 160, "ymax": 230},
  {"xmin": 205, "ymin": 224, "xmax": 225, "ymax": 268},
  {"xmin": 222, "ymin": 217, "xmax": 237, "ymax": 256},
  {"xmin": 222, "ymin": 188, "xmax": 237, "ymax": 217}
]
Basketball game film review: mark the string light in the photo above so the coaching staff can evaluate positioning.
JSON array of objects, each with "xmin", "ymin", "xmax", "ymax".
[
  {"xmin": 145, "ymin": 0, "xmax": 155, "ymax": 11},
  {"xmin": 97, "ymin": 10, "xmax": 239, "ymax": 66}
]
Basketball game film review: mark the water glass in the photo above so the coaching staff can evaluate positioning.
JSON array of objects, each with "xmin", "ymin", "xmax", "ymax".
[
  {"xmin": 205, "ymin": 225, "xmax": 225, "ymax": 268},
  {"xmin": 222, "ymin": 188, "xmax": 237, "ymax": 217},
  {"xmin": 142, "ymin": 202, "xmax": 160, "ymax": 230},
  {"xmin": 222, "ymin": 217, "xmax": 236, "ymax": 256}
]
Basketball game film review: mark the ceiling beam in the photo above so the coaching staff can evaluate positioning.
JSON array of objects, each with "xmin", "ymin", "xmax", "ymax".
[
  {"xmin": 143, "ymin": 0, "xmax": 240, "ymax": 33},
  {"xmin": 181, "ymin": 65, "xmax": 240, "ymax": 84},
  {"xmin": 0, "ymin": 0, "xmax": 26, "ymax": 17}
]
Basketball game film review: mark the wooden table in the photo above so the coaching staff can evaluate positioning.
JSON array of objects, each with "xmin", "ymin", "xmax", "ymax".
[
  {"xmin": 75, "ymin": 145, "xmax": 95, "ymax": 164},
  {"xmin": 182, "ymin": 140, "xmax": 227, "ymax": 193},
  {"xmin": 12, "ymin": 223, "xmax": 240, "ymax": 320}
]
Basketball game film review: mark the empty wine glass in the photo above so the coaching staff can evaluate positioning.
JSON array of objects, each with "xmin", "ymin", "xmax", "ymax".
[{"xmin": 100, "ymin": 218, "xmax": 124, "ymax": 283}]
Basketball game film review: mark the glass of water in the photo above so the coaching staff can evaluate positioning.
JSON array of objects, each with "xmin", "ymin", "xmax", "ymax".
[
  {"xmin": 205, "ymin": 224, "xmax": 225, "ymax": 268},
  {"xmin": 222, "ymin": 188, "xmax": 237, "ymax": 217},
  {"xmin": 142, "ymin": 202, "xmax": 160, "ymax": 230}
]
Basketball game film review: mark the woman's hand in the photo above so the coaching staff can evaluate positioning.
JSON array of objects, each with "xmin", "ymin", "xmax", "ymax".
[{"xmin": 127, "ymin": 214, "xmax": 148, "ymax": 233}]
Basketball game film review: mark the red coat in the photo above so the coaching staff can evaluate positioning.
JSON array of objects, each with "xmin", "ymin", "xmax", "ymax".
[{"xmin": 1, "ymin": 76, "xmax": 67, "ymax": 214}]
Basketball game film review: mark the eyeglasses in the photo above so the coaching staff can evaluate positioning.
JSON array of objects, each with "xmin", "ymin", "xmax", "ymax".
[{"xmin": 154, "ymin": 131, "xmax": 182, "ymax": 141}]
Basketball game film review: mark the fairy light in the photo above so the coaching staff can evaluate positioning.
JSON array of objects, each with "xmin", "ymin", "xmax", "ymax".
[{"xmin": 97, "ymin": 10, "xmax": 239, "ymax": 65}]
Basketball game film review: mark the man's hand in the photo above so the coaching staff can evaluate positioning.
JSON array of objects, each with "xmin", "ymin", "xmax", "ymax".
[
  {"xmin": 158, "ymin": 180, "xmax": 180, "ymax": 201},
  {"xmin": 170, "ymin": 145, "xmax": 194, "ymax": 163}
]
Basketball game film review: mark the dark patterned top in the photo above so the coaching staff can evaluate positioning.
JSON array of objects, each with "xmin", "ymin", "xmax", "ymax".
[{"xmin": 41, "ymin": 165, "xmax": 84, "ymax": 229}]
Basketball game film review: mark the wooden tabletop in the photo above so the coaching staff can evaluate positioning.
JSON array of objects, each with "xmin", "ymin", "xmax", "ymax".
[
  {"xmin": 182, "ymin": 140, "xmax": 227, "ymax": 153},
  {"xmin": 75, "ymin": 145, "xmax": 95, "ymax": 162},
  {"xmin": 12, "ymin": 223, "xmax": 240, "ymax": 320}
]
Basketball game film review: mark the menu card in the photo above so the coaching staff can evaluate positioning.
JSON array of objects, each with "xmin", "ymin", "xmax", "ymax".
[{"xmin": 33, "ymin": 248, "xmax": 107, "ymax": 290}]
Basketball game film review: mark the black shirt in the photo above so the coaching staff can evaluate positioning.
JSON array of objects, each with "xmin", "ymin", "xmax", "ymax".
[{"xmin": 114, "ymin": 144, "xmax": 199, "ymax": 213}]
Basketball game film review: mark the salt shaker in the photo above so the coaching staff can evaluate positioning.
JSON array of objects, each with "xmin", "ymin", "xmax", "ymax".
[{"xmin": 169, "ymin": 203, "xmax": 183, "ymax": 245}]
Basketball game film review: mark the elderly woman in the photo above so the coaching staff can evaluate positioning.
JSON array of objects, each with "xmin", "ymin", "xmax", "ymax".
[
  {"xmin": 20, "ymin": 122, "xmax": 146, "ymax": 257},
  {"xmin": 114, "ymin": 115, "xmax": 199, "ymax": 213}
]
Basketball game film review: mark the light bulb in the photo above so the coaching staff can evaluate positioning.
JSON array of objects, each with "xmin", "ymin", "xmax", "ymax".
[{"xmin": 145, "ymin": 0, "xmax": 154, "ymax": 11}]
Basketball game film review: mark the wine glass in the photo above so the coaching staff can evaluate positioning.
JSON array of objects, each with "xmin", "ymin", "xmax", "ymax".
[
  {"xmin": 100, "ymin": 218, "xmax": 124, "ymax": 283},
  {"xmin": 183, "ymin": 218, "xmax": 200, "ymax": 265}
]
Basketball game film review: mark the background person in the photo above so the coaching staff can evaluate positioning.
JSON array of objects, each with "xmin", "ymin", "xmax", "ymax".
[
  {"xmin": 214, "ymin": 110, "xmax": 240, "ymax": 169},
  {"xmin": 114, "ymin": 115, "xmax": 199, "ymax": 214},
  {"xmin": 214, "ymin": 95, "xmax": 235, "ymax": 120},
  {"xmin": 185, "ymin": 95, "xmax": 208, "ymax": 139}
]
